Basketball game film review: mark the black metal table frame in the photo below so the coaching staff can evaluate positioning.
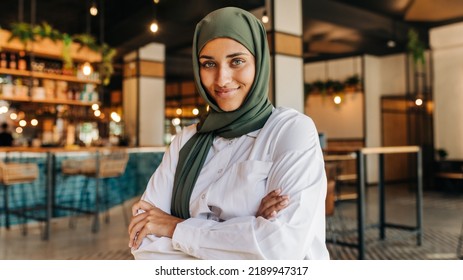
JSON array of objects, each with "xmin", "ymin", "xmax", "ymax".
[{"xmin": 333, "ymin": 146, "xmax": 423, "ymax": 259}]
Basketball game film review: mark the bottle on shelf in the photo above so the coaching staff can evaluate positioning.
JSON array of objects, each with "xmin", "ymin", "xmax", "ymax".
[
  {"xmin": 0, "ymin": 52, "xmax": 7, "ymax": 68},
  {"xmin": 9, "ymin": 53, "xmax": 17, "ymax": 69},
  {"xmin": 18, "ymin": 51, "xmax": 27, "ymax": 71}
]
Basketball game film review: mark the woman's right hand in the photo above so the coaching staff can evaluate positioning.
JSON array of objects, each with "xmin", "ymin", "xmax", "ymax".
[{"xmin": 256, "ymin": 188, "xmax": 289, "ymax": 219}]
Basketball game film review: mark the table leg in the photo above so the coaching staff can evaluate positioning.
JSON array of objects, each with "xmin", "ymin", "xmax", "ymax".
[
  {"xmin": 356, "ymin": 151, "xmax": 366, "ymax": 260},
  {"xmin": 379, "ymin": 154, "xmax": 385, "ymax": 240}
]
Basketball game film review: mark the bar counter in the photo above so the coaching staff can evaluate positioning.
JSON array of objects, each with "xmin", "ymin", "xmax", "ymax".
[{"xmin": 0, "ymin": 146, "xmax": 166, "ymax": 239}]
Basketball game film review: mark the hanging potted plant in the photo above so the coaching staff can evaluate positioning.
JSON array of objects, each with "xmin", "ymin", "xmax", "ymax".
[
  {"xmin": 8, "ymin": 22, "xmax": 36, "ymax": 50},
  {"xmin": 325, "ymin": 79, "xmax": 336, "ymax": 94},
  {"xmin": 7, "ymin": 22, "xmax": 116, "ymax": 85},
  {"xmin": 407, "ymin": 28, "xmax": 426, "ymax": 72},
  {"xmin": 99, "ymin": 43, "xmax": 116, "ymax": 86},
  {"xmin": 332, "ymin": 80, "xmax": 344, "ymax": 93},
  {"xmin": 73, "ymin": 33, "xmax": 116, "ymax": 85},
  {"xmin": 344, "ymin": 74, "xmax": 362, "ymax": 92},
  {"xmin": 312, "ymin": 80, "xmax": 326, "ymax": 94}
]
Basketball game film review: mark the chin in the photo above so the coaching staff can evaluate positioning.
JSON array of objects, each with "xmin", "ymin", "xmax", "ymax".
[{"xmin": 218, "ymin": 104, "xmax": 239, "ymax": 112}]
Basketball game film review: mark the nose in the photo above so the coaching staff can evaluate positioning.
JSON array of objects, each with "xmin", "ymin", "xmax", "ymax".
[{"xmin": 215, "ymin": 65, "xmax": 232, "ymax": 87}]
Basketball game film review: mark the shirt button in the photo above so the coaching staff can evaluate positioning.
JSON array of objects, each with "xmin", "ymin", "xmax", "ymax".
[
  {"xmin": 218, "ymin": 169, "xmax": 223, "ymax": 173},
  {"xmin": 173, "ymin": 242, "xmax": 180, "ymax": 249},
  {"xmin": 201, "ymin": 194, "xmax": 206, "ymax": 199}
]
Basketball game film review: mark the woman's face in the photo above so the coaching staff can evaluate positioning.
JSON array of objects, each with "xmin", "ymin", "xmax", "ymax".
[{"xmin": 199, "ymin": 38, "xmax": 256, "ymax": 112}]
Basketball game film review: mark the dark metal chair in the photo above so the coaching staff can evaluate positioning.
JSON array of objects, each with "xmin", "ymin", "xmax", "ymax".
[
  {"xmin": 0, "ymin": 161, "xmax": 39, "ymax": 235},
  {"xmin": 60, "ymin": 150, "xmax": 129, "ymax": 232}
]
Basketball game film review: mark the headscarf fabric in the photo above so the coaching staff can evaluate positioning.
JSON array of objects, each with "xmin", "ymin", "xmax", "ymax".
[{"xmin": 171, "ymin": 7, "xmax": 274, "ymax": 219}]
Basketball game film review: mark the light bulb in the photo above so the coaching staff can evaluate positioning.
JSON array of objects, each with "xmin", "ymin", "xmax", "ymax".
[
  {"xmin": 153, "ymin": 0, "xmax": 160, "ymax": 3},
  {"xmin": 92, "ymin": 103, "xmax": 100, "ymax": 111},
  {"xmin": 192, "ymin": 108, "xmax": 199, "ymax": 116},
  {"xmin": 10, "ymin": 113, "xmax": 18, "ymax": 120},
  {"xmin": 150, "ymin": 22, "xmax": 159, "ymax": 33},
  {"xmin": 90, "ymin": 4, "xmax": 98, "ymax": 16},
  {"xmin": 19, "ymin": 120, "xmax": 27, "ymax": 127},
  {"xmin": 94, "ymin": 110, "xmax": 101, "ymax": 117},
  {"xmin": 16, "ymin": 127, "xmax": 23, "ymax": 134},
  {"xmin": 415, "ymin": 98, "xmax": 423, "ymax": 106},
  {"xmin": 387, "ymin": 40, "xmax": 396, "ymax": 48},
  {"xmin": 31, "ymin": 119, "xmax": 38, "ymax": 126},
  {"xmin": 82, "ymin": 62, "xmax": 93, "ymax": 76},
  {"xmin": 176, "ymin": 108, "xmax": 182, "ymax": 115},
  {"xmin": 262, "ymin": 10, "xmax": 269, "ymax": 23},
  {"xmin": 333, "ymin": 95, "xmax": 342, "ymax": 105}
]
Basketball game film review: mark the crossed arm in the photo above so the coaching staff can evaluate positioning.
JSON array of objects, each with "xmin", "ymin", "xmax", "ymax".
[{"xmin": 128, "ymin": 188, "xmax": 289, "ymax": 249}]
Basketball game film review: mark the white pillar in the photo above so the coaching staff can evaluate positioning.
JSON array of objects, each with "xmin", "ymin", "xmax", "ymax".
[
  {"xmin": 123, "ymin": 43, "xmax": 165, "ymax": 146},
  {"xmin": 270, "ymin": 0, "xmax": 304, "ymax": 112},
  {"xmin": 430, "ymin": 22, "xmax": 463, "ymax": 158}
]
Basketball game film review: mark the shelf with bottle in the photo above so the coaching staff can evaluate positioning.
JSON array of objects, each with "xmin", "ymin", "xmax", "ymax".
[
  {"xmin": 0, "ymin": 74, "xmax": 100, "ymax": 106},
  {"xmin": 0, "ymin": 50, "xmax": 100, "ymax": 84},
  {"xmin": 0, "ymin": 49, "xmax": 101, "ymax": 106}
]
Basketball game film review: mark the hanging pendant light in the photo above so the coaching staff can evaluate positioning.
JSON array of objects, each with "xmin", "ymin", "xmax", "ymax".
[
  {"xmin": 150, "ymin": 21, "xmax": 159, "ymax": 33},
  {"xmin": 262, "ymin": 9, "xmax": 269, "ymax": 23},
  {"xmin": 90, "ymin": 2, "xmax": 98, "ymax": 16},
  {"xmin": 415, "ymin": 97, "xmax": 423, "ymax": 106}
]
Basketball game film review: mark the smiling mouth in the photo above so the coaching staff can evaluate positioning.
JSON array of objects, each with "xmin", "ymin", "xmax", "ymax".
[{"xmin": 214, "ymin": 87, "xmax": 239, "ymax": 97}]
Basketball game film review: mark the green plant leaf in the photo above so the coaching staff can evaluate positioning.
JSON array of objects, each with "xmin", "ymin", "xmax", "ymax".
[
  {"xmin": 407, "ymin": 28, "xmax": 426, "ymax": 66},
  {"xmin": 62, "ymin": 33, "xmax": 73, "ymax": 69}
]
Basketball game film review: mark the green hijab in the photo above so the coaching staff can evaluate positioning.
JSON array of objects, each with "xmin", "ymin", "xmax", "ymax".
[{"xmin": 170, "ymin": 7, "xmax": 274, "ymax": 219}]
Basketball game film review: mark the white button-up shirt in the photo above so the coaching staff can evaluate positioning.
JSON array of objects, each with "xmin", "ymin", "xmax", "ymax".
[{"xmin": 132, "ymin": 107, "xmax": 329, "ymax": 260}]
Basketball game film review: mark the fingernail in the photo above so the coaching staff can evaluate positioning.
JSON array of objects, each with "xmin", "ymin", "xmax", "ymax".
[
  {"xmin": 274, "ymin": 189, "xmax": 281, "ymax": 194},
  {"xmin": 280, "ymin": 199, "xmax": 289, "ymax": 206},
  {"xmin": 271, "ymin": 211, "xmax": 277, "ymax": 217}
]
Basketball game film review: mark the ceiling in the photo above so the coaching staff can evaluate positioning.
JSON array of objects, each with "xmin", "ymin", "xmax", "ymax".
[{"xmin": 2, "ymin": 0, "xmax": 463, "ymax": 82}]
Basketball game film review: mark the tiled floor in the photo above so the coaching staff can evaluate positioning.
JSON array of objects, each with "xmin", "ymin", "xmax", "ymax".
[
  {"xmin": 0, "ymin": 198, "xmax": 136, "ymax": 260},
  {"xmin": 1, "ymin": 185, "xmax": 462, "ymax": 260},
  {"xmin": 328, "ymin": 183, "xmax": 463, "ymax": 259}
]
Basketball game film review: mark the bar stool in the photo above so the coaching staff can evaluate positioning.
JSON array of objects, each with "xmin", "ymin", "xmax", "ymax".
[
  {"xmin": 325, "ymin": 162, "xmax": 351, "ymax": 259},
  {"xmin": 0, "ymin": 161, "xmax": 39, "ymax": 234},
  {"xmin": 60, "ymin": 150, "xmax": 129, "ymax": 233}
]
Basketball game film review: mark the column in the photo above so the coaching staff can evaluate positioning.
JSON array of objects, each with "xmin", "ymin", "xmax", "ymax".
[
  {"xmin": 266, "ymin": 0, "xmax": 304, "ymax": 112},
  {"xmin": 430, "ymin": 22, "xmax": 463, "ymax": 158},
  {"xmin": 123, "ymin": 43, "xmax": 165, "ymax": 146}
]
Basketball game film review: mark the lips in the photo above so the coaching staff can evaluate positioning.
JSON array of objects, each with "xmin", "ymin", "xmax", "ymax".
[{"xmin": 214, "ymin": 87, "xmax": 238, "ymax": 98}]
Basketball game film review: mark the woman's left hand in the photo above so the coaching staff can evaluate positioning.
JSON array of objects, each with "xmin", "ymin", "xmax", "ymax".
[
  {"xmin": 128, "ymin": 200, "xmax": 184, "ymax": 249},
  {"xmin": 256, "ymin": 188, "xmax": 289, "ymax": 219}
]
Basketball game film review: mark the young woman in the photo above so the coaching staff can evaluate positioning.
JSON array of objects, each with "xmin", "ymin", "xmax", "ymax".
[{"xmin": 128, "ymin": 7, "xmax": 329, "ymax": 260}]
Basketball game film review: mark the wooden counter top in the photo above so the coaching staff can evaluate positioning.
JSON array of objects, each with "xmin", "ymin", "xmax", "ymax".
[{"xmin": 0, "ymin": 146, "xmax": 166, "ymax": 155}]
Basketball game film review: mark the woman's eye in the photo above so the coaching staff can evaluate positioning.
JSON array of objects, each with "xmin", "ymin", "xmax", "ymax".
[
  {"xmin": 231, "ymin": 59, "xmax": 245, "ymax": 66},
  {"xmin": 201, "ymin": 61, "xmax": 215, "ymax": 68}
]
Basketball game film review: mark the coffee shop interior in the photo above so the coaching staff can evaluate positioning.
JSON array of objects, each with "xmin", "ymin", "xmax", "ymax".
[{"xmin": 0, "ymin": 0, "xmax": 462, "ymax": 260}]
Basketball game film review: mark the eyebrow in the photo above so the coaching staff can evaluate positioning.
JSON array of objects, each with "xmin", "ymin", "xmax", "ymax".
[{"xmin": 199, "ymin": 52, "xmax": 250, "ymax": 59}]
